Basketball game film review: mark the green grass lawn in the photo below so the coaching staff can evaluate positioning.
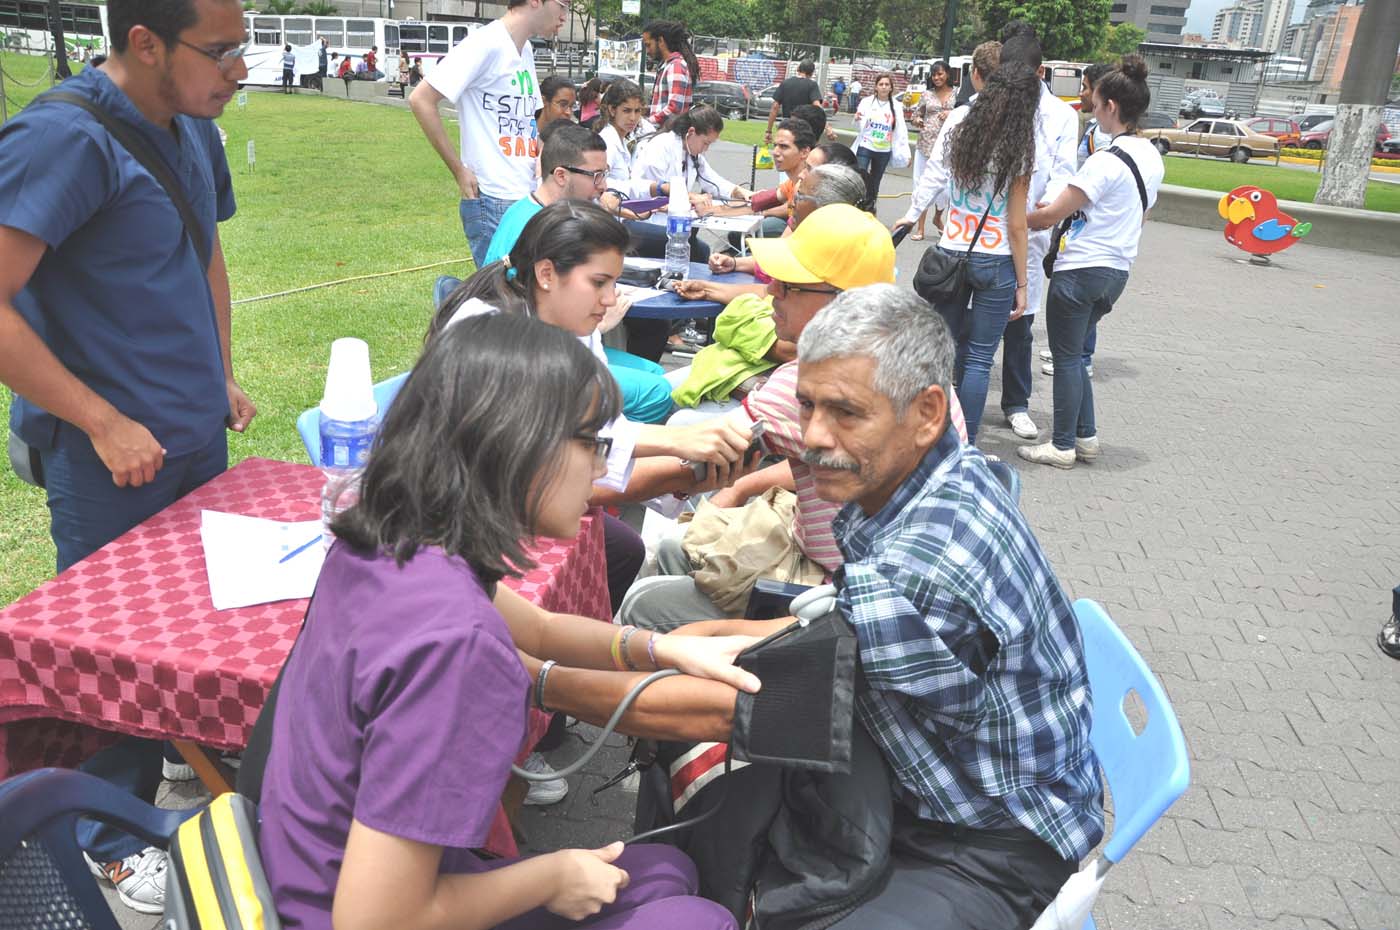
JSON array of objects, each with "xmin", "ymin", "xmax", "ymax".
[
  {"xmin": 1162, "ymin": 155, "xmax": 1400, "ymax": 213},
  {"xmin": 1, "ymin": 57, "xmax": 474, "ymax": 604}
]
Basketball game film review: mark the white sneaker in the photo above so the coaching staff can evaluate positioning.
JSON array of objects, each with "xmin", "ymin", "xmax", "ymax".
[
  {"xmin": 1086, "ymin": 363, "xmax": 1094, "ymax": 379},
  {"xmin": 1039, "ymin": 349, "xmax": 1053, "ymax": 361},
  {"xmin": 1005, "ymin": 411, "xmax": 1038, "ymax": 439},
  {"xmin": 1075, "ymin": 436, "xmax": 1101, "ymax": 462},
  {"xmin": 1017, "ymin": 442, "xmax": 1076, "ymax": 470},
  {"xmin": 1041, "ymin": 361, "xmax": 1054, "ymax": 376},
  {"xmin": 84, "ymin": 846, "xmax": 167, "ymax": 915},
  {"xmin": 520, "ymin": 752, "xmax": 569, "ymax": 806},
  {"xmin": 162, "ymin": 751, "xmax": 242, "ymax": 782}
]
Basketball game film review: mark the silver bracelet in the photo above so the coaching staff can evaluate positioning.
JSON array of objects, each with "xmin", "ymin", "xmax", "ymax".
[{"xmin": 535, "ymin": 659, "xmax": 558, "ymax": 712}]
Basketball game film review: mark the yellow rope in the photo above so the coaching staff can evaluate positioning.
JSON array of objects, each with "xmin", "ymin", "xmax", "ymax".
[{"xmin": 231, "ymin": 257, "xmax": 473, "ymax": 306}]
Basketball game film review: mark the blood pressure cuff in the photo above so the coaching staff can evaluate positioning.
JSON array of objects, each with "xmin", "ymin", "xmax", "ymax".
[
  {"xmin": 166, "ymin": 792, "xmax": 282, "ymax": 930},
  {"xmin": 730, "ymin": 607, "xmax": 858, "ymax": 774}
]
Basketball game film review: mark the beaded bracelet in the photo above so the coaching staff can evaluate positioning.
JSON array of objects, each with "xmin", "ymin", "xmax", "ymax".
[
  {"xmin": 609, "ymin": 625, "xmax": 631, "ymax": 672},
  {"xmin": 535, "ymin": 659, "xmax": 558, "ymax": 712},
  {"xmin": 619, "ymin": 625, "xmax": 641, "ymax": 672}
]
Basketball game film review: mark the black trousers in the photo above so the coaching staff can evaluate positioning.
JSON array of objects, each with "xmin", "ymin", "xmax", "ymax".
[{"xmin": 829, "ymin": 805, "xmax": 1076, "ymax": 930}]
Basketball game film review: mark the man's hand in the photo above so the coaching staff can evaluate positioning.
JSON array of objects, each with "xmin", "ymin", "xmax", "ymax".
[
  {"xmin": 707, "ymin": 485, "xmax": 750, "ymax": 510},
  {"xmin": 455, "ymin": 163, "xmax": 479, "ymax": 199},
  {"xmin": 226, "ymin": 377, "xmax": 256, "ymax": 433},
  {"xmin": 689, "ymin": 192, "xmax": 714, "ymax": 215},
  {"xmin": 1011, "ymin": 285, "xmax": 1028, "ymax": 320},
  {"xmin": 891, "ymin": 218, "xmax": 913, "ymax": 236},
  {"xmin": 89, "ymin": 411, "xmax": 165, "ymax": 487},
  {"xmin": 653, "ymin": 631, "xmax": 763, "ymax": 693},
  {"xmin": 671, "ymin": 417, "xmax": 751, "ymax": 467},
  {"xmin": 672, "ymin": 279, "xmax": 719, "ymax": 302},
  {"xmin": 544, "ymin": 844, "xmax": 629, "ymax": 920}
]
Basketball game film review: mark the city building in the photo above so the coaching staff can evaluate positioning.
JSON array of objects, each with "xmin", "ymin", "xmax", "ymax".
[
  {"xmin": 1109, "ymin": 0, "xmax": 1191, "ymax": 46},
  {"xmin": 1310, "ymin": 2, "xmax": 1363, "ymax": 96},
  {"xmin": 1212, "ymin": 2, "xmax": 1263, "ymax": 46}
]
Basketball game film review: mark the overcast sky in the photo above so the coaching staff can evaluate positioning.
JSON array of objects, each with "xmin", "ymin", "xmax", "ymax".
[{"xmin": 1183, "ymin": 0, "xmax": 1306, "ymax": 37}]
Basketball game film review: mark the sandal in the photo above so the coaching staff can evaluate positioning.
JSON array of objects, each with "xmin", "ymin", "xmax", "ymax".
[
  {"xmin": 911, "ymin": 232, "xmax": 925, "ymax": 241},
  {"xmin": 1379, "ymin": 613, "xmax": 1400, "ymax": 660}
]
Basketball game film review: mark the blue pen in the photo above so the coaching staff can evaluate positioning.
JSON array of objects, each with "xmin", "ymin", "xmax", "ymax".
[{"xmin": 278, "ymin": 535, "xmax": 322, "ymax": 564}]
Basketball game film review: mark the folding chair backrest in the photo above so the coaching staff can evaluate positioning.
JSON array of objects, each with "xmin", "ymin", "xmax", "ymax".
[
  {"xmin": 434, "ymin": 274, "xmax": 463, "ymax": 312},
  {"xmin": 296, "ymin": 371, "xmax": 409, "ymax": 465},
  {"xmin": 0, "ymin": 768, "xmax": 187, "ymax": 930},
  {"xmin": 1074, "ymin": 599, "xmax": 1190, "ymax": 864}
]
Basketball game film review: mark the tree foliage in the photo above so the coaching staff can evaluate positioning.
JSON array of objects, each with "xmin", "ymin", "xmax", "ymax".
[
  {"xmin": 978, "ymin": 0, "xmax": 1112, "ymax": 61},
  {"xmin": 299, "ymin": 1, "xmax": 340, "ymax": 15},
  {"xmin": 1094, "ymin": 21, "xmax": 1144, "ymax": 62}
]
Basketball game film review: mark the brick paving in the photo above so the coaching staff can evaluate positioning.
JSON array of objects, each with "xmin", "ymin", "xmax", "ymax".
[{"xmin": 112, "ymin": 149, "xmax": 1400, "ymax": 928}]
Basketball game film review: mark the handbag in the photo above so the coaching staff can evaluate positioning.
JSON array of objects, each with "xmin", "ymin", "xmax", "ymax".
[
  {"xmin": 912, "ymin": 194, "xmax": 996, "ymax": 307},
  {"xmin": 165, "ymin": 792, "xmax": 283, "ymax": 930},
  {"xmin": 890, "ymin": 102, "xmax": 912, "ymax": 169},
  {"xmin": 5, "ymin": 91, "xmax": 213, "ymax": 489}
]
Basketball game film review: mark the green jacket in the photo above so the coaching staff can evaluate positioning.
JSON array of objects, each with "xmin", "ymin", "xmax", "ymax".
[{"xmin": 671, "ymin": 294, "xmax": 778, "ymax": 408}]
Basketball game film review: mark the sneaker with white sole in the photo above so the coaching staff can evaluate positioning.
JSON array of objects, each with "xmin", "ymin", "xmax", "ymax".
[
  {"xmin": 1041, "ymin": 361, "xmax": 1054, "ymax": 376},
  {"xmin": 1074, "ymin": 436, "xmax": 1101, "ymax": 462},
  {"xmin": 162, "ymin": 751, "xmax": 242, "ymax": 783},
  {"xmin": 84, "ymin": 846, "xmax": 167, "ymax": 915},
  {"xmin": 520, "ymin": 752, "xmax": 569, "ymax": 806},
  {"xmin": 1039, "ymin": 348, "xmax": 1053, "ymax": 361},
  {"xmin": 1005, "ymin": 411, "xmax": 1038, "ymax": 439},
  {"xmin": 1017, "ymin": 442, "xmax": 1076, "ymax": 469}
]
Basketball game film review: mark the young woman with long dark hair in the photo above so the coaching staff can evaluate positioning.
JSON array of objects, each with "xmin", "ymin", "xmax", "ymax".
[
  {"xmin": 1021, "ymin": 55, "xmax": 1163, "ymax": 470},
  {"xmin": 928, "ymin": 60, "xmax": 1038, "ymax": 444},
  {"xmin": 258, "ymin": 312, "xmax": 757, "ymax": 930},
  {"xmin": 910, "ymin": 61, "xmax": 956, "ymax": 240}
]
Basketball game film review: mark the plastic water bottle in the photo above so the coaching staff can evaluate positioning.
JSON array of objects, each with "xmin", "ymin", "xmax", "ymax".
[
  {"xmin": 663, "ymin": 175, "xmax": 692, "ymax": 280},
  {"xmin": 317, "ymin": 338, "xmax": 378, "ymax": 547}
]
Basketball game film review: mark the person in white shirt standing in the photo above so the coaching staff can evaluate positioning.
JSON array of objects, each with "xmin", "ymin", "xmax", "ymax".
[
  {"xmin": 1021, "ymin": 55, "xmax": 1163, "ymax": 470},
  {"xmin": 409, "ymin": 0, "xmax": 567, "ymax": 267},
  {"xmin": 996, "ymin": 25, "xmax": 1078, "ymax": 442}
]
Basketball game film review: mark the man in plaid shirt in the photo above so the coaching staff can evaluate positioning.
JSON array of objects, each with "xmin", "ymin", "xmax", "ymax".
[{"xmin": 642, "ymin": 21, "xmax": 693, "ymax": 129}]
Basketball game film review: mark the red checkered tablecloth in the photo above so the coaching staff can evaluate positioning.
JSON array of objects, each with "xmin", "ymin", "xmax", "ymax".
[{"xmin": 0, "ymin": 454, "xmax": 611, "ymax": 778}]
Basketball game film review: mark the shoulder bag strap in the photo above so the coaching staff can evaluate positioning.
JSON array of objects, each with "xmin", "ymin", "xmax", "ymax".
[
  {"xmin": 1107, "ymin": 145, "xmax": 1148, "ymax": 212},
  {"xmin": 39, "ymin": 91, "xmax": 212, "ymax": 269},
  {"xmin": 962, "ymin": 189, "xmax": 998, "ymax": 257}
]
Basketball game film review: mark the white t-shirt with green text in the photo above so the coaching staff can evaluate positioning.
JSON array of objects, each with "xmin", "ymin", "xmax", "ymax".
[{"xmin": 425, "ymin": 20, "xmax": 541, "ymax": 201}]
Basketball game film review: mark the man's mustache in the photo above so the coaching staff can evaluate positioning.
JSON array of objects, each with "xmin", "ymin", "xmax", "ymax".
[{"xmin": 801, "ymin": 448, "xmax": 860, "ymax": 474}]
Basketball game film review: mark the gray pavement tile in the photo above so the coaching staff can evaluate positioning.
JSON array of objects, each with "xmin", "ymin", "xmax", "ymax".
[
  {"xmin": 1177, "ymin": 819, "xmax": 1277, "ymax": 872},
  {"xmin": 1098, "ymin": 890, "xmax": 1208, "ymax": 930},
  {"xmin": 1208, "ymin": 788, "xmax": 1309, "ymax": 835},
  {"xmin": 1335, "ymin": 882, "xmax": 1400, "ymax": 930},
  {"xmin": 1295, "ymin": 802, "xmax": 1400, "ymax": 854},
  {"xmin": 1203, "ymin": 906, "xmax": 1310, "ymax": 930},
  {"xmin": 1144, "ymin": 858, "xmax": 1255, "ymax": 916},
  {"xmin": 1266, "ymin": 831, "xmax": 1389, "ymax": 891},
  {"xmin": 1320, "ymin": 773, "xmax": 1397, "ymax": 817},
  {"xmin": 1236, "ymin": 868, "xmax": 1353, "ymax": 924}
]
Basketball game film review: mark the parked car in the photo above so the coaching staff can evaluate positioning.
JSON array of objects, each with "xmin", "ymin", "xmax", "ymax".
[
  {"xmin": 1380, "ymin": 138, "xmax": 1400, "ymax": 156},
  {"xmin": 1247, "ymin": 117, "xmax": 1301, "ymax": 147},
  {"xmin": 1139, "ymin": 112, "xmax": 1178, "ymax": 130},
  {"xmin": 1297, "ymin": 119, "xmax": 1392, "ymax": 150},
  {"xmin": 1296, "ymin": 113, "xmax": 1332, "ymax": 133},
  {"xmin": 691, "ymin": 80, "xmax": 753, "ymax": 120},
  {"xmin": 1180, "ymin": 94, "xmax": 1226, "ymax": 119},
  {"xmin": 1142, "ymin": 118, "xmax": 1279, "ymax": 162}
]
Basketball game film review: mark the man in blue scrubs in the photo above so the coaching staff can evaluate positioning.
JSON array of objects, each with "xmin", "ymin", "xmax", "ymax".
[{"xmin": 0, "ymin": 0, "xmax": 254, "ymax": 914}]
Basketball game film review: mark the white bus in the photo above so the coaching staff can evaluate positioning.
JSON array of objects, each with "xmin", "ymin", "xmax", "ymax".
[
  {"xmin": 0, "ymin": 0, "xmax": 106, "ymax": 55},
  {"xmin": 239, "ymin": 13, "xmax": 402, "ymax": 86}
]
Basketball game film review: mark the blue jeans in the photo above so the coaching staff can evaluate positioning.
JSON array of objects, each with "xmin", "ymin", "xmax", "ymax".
[
  {"xmin": 1001, "ymin": 312, "xmax": 1034, "ymax": 415},
  {"xmin": 1045, "ymin": 267, "xmax": 1129, "ymax": 450},
  {"xmin": 40, "ymin": 422, "xmax": 227, "ymax": 859},
  {"xmin": 603, "ymin": 346, "xmax": 673, "ymax": 424},
  {"xmin": 856, "ymin": 147, "xmax": 893, "ymax": 203},
  {"xmin": 931, "ymin": 250, "xmax": 1016, "ymax": 443},
  {"xmin": 460, "ymin": 193, "xmax": 515, "ymax": 269}
]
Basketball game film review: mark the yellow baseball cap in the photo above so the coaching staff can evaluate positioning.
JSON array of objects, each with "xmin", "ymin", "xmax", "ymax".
[{"xmin": 745, "ymin": 204, "xmax": 896, "ymax": 291}]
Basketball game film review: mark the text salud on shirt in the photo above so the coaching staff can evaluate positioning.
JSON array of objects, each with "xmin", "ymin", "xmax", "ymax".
[{"xmin": 485, "ymin": 66, "xmax": 542, "ymax": 158}]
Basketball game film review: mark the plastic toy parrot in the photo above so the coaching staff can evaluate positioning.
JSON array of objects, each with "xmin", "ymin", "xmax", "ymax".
[{"xmin": 1218, "ymin": 185, "xmax": 1312, "ymax": 257}]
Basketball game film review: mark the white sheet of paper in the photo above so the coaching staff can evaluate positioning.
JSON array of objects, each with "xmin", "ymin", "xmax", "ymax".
[
  {"xmin": 623, "ymin": 256, "xmax": 666, "ymax": 271},
  {"xmin": 616, "ymin": 283, "xmax": 671, "ymax": 303},
  {"xmin": 199, "ymin": 510, "xmax": 326, "ymax": 610},
  {"xmin": 694, "ymin": 215, "xmax": 761, "ymax": 234}
]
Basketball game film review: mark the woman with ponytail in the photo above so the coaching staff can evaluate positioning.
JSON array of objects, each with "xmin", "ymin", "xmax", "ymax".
[{"xmin": 1021, "ymin": 55, "xmax": 1163, "ymax": 470}]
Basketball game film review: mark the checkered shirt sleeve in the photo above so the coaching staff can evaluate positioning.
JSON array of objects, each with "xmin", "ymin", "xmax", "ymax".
[{"xmin": 833, "ymin": 431, "xmax": 1104, "ymax": 862}]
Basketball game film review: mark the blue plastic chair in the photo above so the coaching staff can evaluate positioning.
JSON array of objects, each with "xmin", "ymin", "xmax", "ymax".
[
  {"xmin": 434, "ymin": 274, "xmax": 462, "ymax": 312},
  {"xmin": 1072, "ymin": 599, "xmax": 1191, "ymax": 929},
  {"xmin": 987, "ymin": 459, "xmax": 1022, "ymax": 505},
  {"xmin": 295, "ymin": 372, "xmax": 409, "ymax": 465},
  {"xmin": 0, "ymin": 768, "xmax": 187, "ymax": 930}
]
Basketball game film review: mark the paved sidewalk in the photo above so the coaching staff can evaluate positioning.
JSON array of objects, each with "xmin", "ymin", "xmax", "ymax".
[{"xmin": 108, "ymin": 159, "xmax": 1400, "ymax": 928}]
